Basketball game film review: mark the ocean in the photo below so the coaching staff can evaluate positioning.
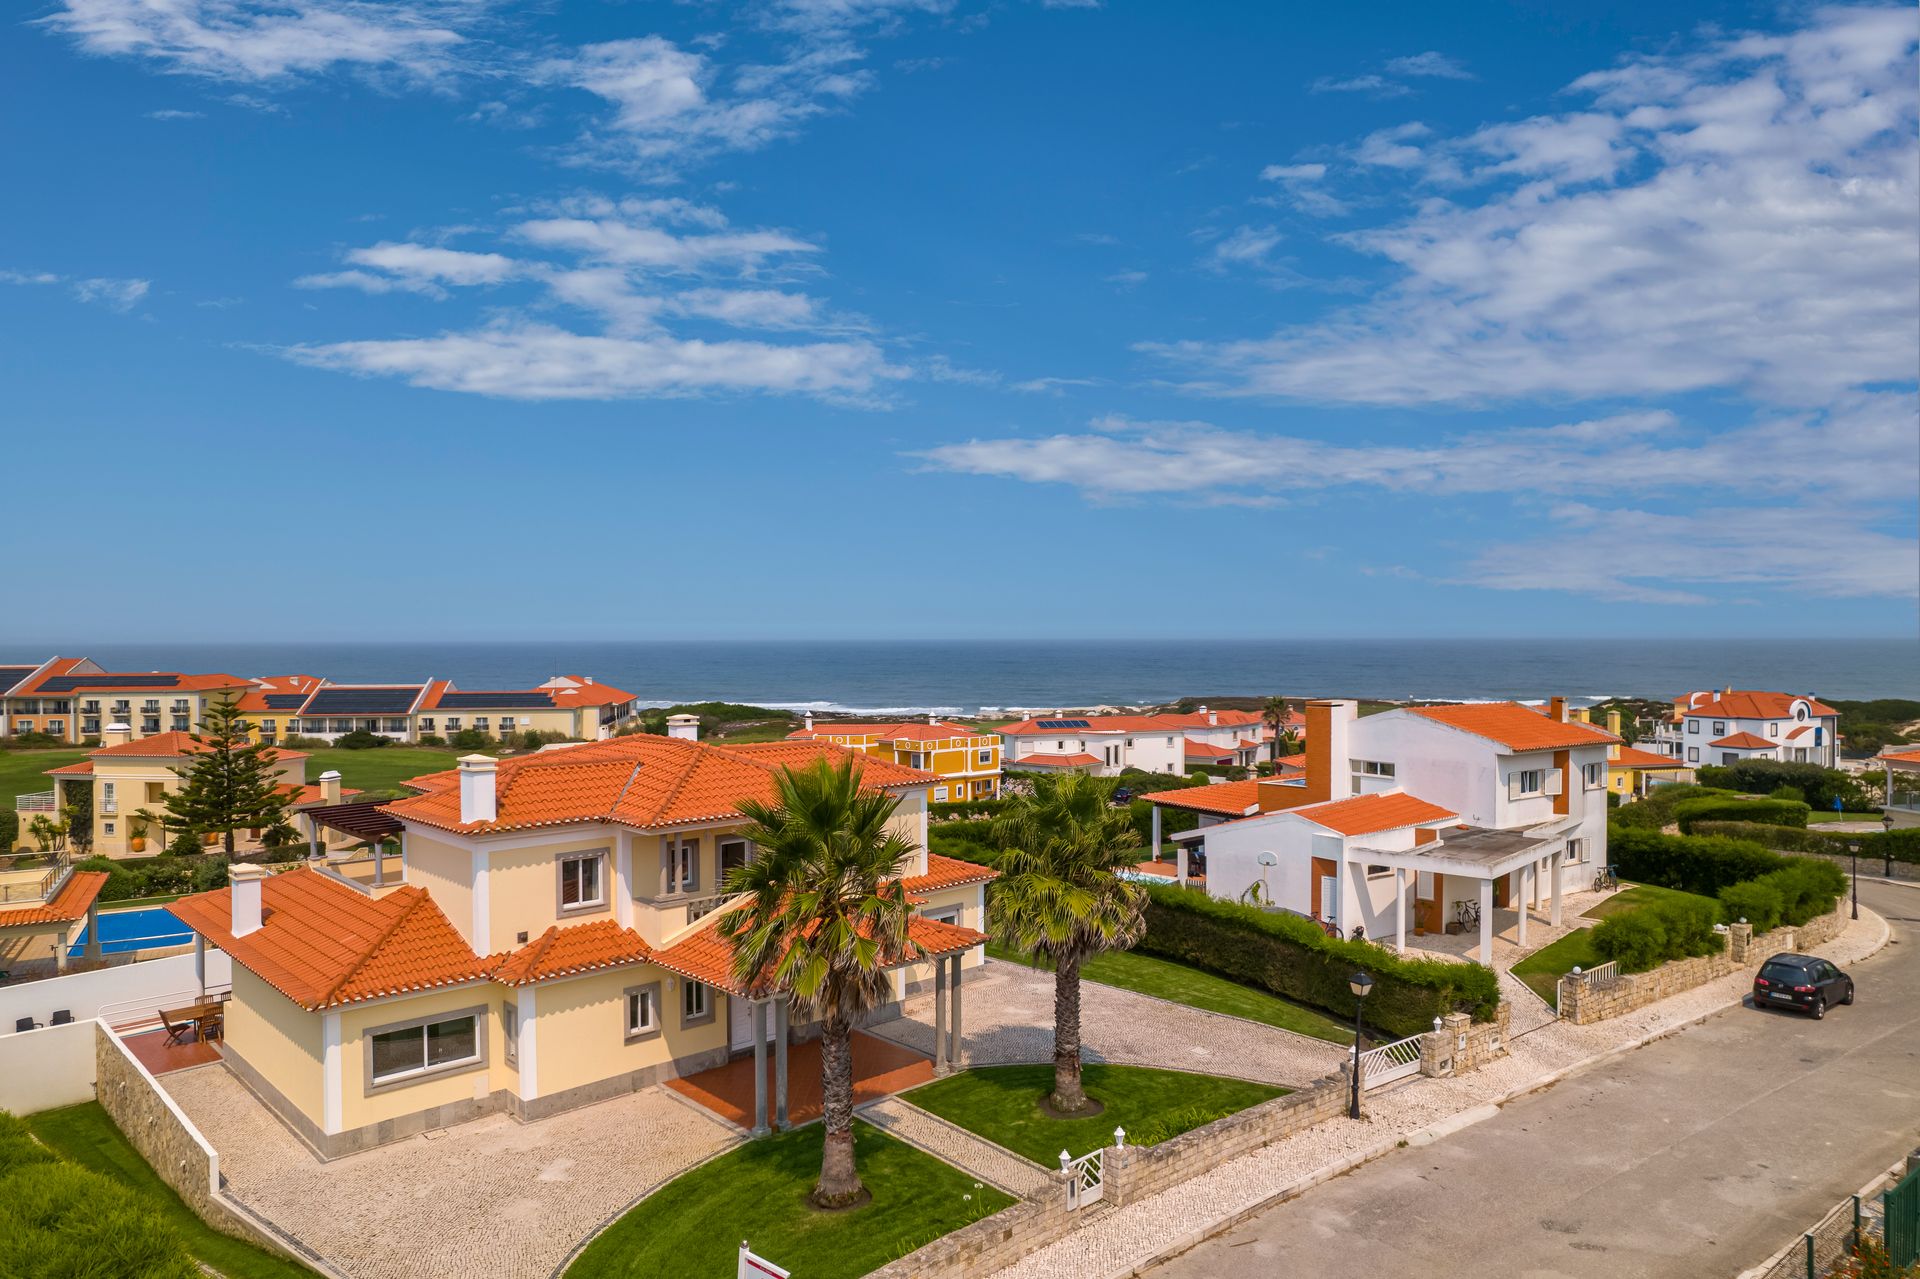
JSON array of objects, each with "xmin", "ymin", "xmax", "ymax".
[{"xmin": 16, "ymin": 638, "xmax": 1916, "ymax": 714}]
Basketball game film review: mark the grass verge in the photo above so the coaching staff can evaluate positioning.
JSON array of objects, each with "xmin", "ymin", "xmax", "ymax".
[
  {"xmin": 566, "ymin": 1121, "xmax": 1009, "ymax": 1279},
  {"xmin": 905, "ymin": 1063, "xmax": 1284, "ymax": 1165},
  {"xmin": 988, "ymin": 944, "xmax": 1352, "ymax": 1043},
  {"xmin": 27, "ymin": 1102, "xmax": 317, "ymax": 1279}
]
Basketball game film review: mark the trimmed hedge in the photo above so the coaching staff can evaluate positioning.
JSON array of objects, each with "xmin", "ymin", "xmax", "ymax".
[
  {"xmin": 1135, "ymin": 885, "xmax": 1500, "ymax": 1036},
  {"xmin": 926, "ymin": 819, "xmax": 1000, "ymax": 869},
  {"xmin": 1590, "ymin": 894, "xmax": 1720, "ymax": 972},
  {"xmin": 1609, "ymin": 785, "xmax": 1738, "ymax": 830},
  {"xmin": 1673, "ymin": 796, "xmax": 1810, "ymax": 835},
  {"xmin": 1689, "ymin": 820, "xmax": 1920, "ymax": 866},
  {"xmin": 1608, "ymin": 826, "xmax": 1784, "ymax": 895},
  {"xmin": 930, "ymin": 799, "xmax": 1009, "ymax": 822},
  {"xmin": 1695, "ymin": 761, "xmax": 1870, "ymax": 812}
]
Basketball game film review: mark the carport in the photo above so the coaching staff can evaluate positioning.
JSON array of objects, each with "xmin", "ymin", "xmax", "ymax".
[{"xmin": 1348, "ymin": 825, "xmax": 1572, "ymax": 964}]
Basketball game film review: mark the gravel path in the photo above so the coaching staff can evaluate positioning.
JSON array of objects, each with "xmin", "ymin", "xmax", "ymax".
[
  {"xmin": 165, "ymin": 1067, "xmax": 737, "ymax": 1279},
  {"xmin": 872, "ymin": 959, "xmax": 1346, "ymax": 1088},
  {"xmin": 863, "ymin": 1096, "xmax": 1056, "ymax": 1197},
  {"xmin": 986, "ymin": 907, "xmax": 1891, "ymax": 1279}
]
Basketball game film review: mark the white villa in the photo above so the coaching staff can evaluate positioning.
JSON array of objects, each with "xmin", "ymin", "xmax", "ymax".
[
  {"xmin": 1645, "ymin": 689, "xmax": 1841, "ymax": 768},
  {"xmin": 999, "ymin": 707, "xmax": 1270, "ymax": 777}
]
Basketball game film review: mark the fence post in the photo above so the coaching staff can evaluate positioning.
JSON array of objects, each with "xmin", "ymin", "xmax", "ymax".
[
  {"xmin": 1804, "ymin": 1230, "xmax": 1815, "ymax": 1279},
  {"xmin": 1853, "ymin": 1194, "xmax": 1861, "ymax": 1251}
]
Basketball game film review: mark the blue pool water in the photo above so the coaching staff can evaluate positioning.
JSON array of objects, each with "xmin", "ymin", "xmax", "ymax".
[{"xmin": 67, "ymin": 906, "xmax": 191, "ymax": 957}]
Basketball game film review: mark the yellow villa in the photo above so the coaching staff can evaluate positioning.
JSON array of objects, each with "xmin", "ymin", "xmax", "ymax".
[
  {"xmin": 12, "ymin": 727, "xmax": 362, "ymax": 859},
  {"xmin": 788, "ymin": 713, "xmax": 1003, "ymax": 802},
  {"xmin": 166, "ymin": 732, "xmax": 993, "ymax": 1159}
]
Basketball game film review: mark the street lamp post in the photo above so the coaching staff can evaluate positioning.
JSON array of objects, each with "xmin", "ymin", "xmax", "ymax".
[
  {"xmin": 1848, "ymin": 842, "xmax": 1860, "ymax": 920},
  {"xmin": 1348, "ymin": 971, "xmax": 1373, "ymax": 1120}
]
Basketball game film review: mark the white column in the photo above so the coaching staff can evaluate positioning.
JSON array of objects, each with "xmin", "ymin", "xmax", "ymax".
[
  {"xmin": 1550, "ymin": 852, "xmax": 1564, "ymax": 927},
  {"xmin": 322, "ymin": 1013, "xmax": 343, "ymax": 1134},
  {"xmin": 194, "ymin": 935, "xmax": 206, "ymax": 999},
  {"xmin": 1152, "ymin": 806, "xmax": 1163, "ymax": 864},
  {"xmin": 519, "ymin": 986, "xmax": 540, "ymax": 1101},
  {"xmin": 1175, "ymin": 837, "xmax": 1188, "ymax": 886},
  {"xmin": 1516, "ymin": 866, "xmax": 1530, "ymax": 949},
  {"xmin": 1394, "ymin": 869, "xmax": 1407, "ymax": 954},
  {"xmin": 773, "ymin": 1001, "xmax": 790, "ymax": 1130},
  {"xmin": 751, "ymin": 1000, "xmax": 769, "ymax": 1136},
  {"xmin": 615, "ymin": 834, "xmax": 634, "ymax": 929},
  {"xmin": 932, "ymin": 956, "xmax": 949, "ymax": 1074},
  {"xmin": 1477, "ymin": 877, "xmax": 1494, "ymax": 966},
  {"xmin": 1529, "ymin": 858, "xmax": 1541, "ymax": 909}
]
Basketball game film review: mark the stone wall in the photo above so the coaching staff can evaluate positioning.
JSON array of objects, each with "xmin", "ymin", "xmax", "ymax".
[
  {"xmin": 866, "ymin": 1076, "xmax": 1352, "ymax": 1279},
  {"xmin": 1419, "ymin": 1005, "xmax": 1511, "ymax": 1077},
  {"xmin": 1560, "ymin": 906, "xmax": 1844, "ymax": 1025},
  {"xmin": 94, "ymin": 1024, "xmax": 322, "ymax": 1270}
]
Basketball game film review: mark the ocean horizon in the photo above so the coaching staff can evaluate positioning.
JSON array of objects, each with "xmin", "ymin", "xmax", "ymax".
[{"xmin": 8, "ymin": 638, "xmax": 1914, "ymax": 714}]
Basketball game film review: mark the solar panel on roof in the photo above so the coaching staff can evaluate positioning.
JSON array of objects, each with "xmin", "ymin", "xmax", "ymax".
[
  {"xmin": 304, "ymin": 687, "xmax": 420, "ymax": 715},
  {"xmin": 1035, "ymin": 719, "xmax": 1090, "ymax": 729},
  {"xmin": 263, "ymin": 694, "xmax": 309, "ymax": 710},
  {"xmin": 38, "ymin": 673, "xmax": 184, "ymax": 692},
  {"xmin": 434, "ymin": 692, "xmax": 554, "ymax": 710}
]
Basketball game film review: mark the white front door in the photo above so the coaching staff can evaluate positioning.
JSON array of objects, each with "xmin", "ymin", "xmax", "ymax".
[
  {"xmin": 1319, "ymin": 874, "xmax": 1339, "ymax": 924},
  {"xmin": 728, "ymin": 997, "xmax": 775, "ymax": 1052}
]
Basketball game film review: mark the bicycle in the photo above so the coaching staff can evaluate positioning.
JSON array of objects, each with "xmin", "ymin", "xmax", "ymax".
[
  {"xmin": 1593, "ymin": 868, "xmax": 1619, "ymax": 893},
  {"xmin": 1453, "ymin": 899, "xmax": 1481, "ymax": 932},
  {"xmin": 1319, "ymin": 915, "xmax": 1341, "ymax": 939}
]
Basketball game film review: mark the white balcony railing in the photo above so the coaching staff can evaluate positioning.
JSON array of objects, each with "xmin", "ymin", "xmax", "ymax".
[{"xmin": 15, "ymin": 790, "xmax": 58, "ymax": 814}]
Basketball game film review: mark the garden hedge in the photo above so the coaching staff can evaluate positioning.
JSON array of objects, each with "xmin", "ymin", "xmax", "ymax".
[
  {"xmin": 1608, "ymin": 826, "xmax": 1785, "ymax": 895},
  {"xmin": 1590, "ymin": 894, "xmax": 1720, "ymax": 972},
  {"xmin": 1135, "ymin": 884, "xmax": 1500, "ymax": 1036},
  {"xmin": 1694, "ymin": 761, "xmax": 1871, "ymax": 813},
  {"xmin": 1688, "ymin": 821, "xmax": 1920, "ymax": 866},
  {"xmin": 1608, "ymin": 785, "xmax": 1738, "ymax": 830},
  {"xmin": 1673, "ymin": 796, "xmax": 1810, "ymax": 834}
]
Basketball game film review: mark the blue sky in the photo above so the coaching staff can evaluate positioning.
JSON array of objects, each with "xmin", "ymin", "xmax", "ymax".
[{"xmin": 5, "ymin": 0, "xmax": 1916, "ymax": 642}]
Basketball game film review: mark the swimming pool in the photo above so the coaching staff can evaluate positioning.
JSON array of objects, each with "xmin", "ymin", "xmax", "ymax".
[{"xmin": 66, "ymin": 906, "xmax": 192, "ymax": 957}]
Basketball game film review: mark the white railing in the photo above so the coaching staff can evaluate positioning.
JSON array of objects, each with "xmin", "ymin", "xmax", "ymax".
[
  {"xmin": 683, "ymin": 892, "xmax": 736, "ymax": 924},
  {"xmin": 1357, "ymin": 1033, "xmax": 1424, "ymax": 1089},
  {"xmin": 94, "ymin": 983, "xmax": 232, "ymax": 1032},
  {"xmin": 15, "ymin": 790, "xmax": 57, "ymax": 813},
  {"xmin": 1572, "ymin": 960, "xmax": 1620, "ymax": 988},
  {"xmin": 1061, "ymin": 1147, "xmax": 1105, "ymax": 1209}
]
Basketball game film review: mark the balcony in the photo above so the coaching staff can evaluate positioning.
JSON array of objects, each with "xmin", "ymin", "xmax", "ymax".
[
  {"xmin": 15, "ymin": 789, "xmax": 58, "ymax": 814},
  {"xmin": 0, "ymin": 850, "xmax": 73, "ymax": 906}
]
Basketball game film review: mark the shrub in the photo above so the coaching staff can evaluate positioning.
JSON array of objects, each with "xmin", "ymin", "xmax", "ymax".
[
  {"xmin": 0, "ymin": 812, "xmax": 14, "ymax": 852},
  {"xmin": 1610, "ymin": 784, "xmax": 1738, "ymax": 830},
  {"xmin": 1673, "ymin": 796, "xmax": 1809, "ymax": 834},
  {"xmin": 190, "ymin": 857, "xmax": 231, "ymax": 892},
  {"xmin": 1687, "ymin": 821, "xmax": 1920, "ymax": 866},
  {"xmin": 74, "ymin": 856, "xmax": 140, "ymax": 902},
  {"xmin": 417, "ymin": 734, "xmax": 448, "ymax": 747},
  {"xmin": 3, "ymin": 731, "xmax": 66, "ymax": 749},
  {"xmin": 1718, "ymin": 880, "xmax": 1786, "ymax": 932},
  {"xmin": 277, "ymin": 734, "xmax": 328, "ymax": 750},
  {"xmin": 448, "ymin": 729, "xmax": 494, "ymax": 752},
  {"xmin": 927, "ymin": 818, "xmax": 1000, "ymax": 868},
  {"xmin": 1695, "ymin": 761, "xmax": 1870, "ymax": 812},
  {"xmin": 1768, "ymin": 785, "xmax": 1805, "ymax": 803},
  {"xmin": 332, "ymin": 730, "xmax": 390, "ymax": 750},
  {"xmin": 166, "ymin": 831, "xmax": 202, "ymax": 858},
  {"xmin": 138, "ymin": 856, "xmax": 197, "ymax": 895},
  {"xmin": 1608, "ymin": 826, "xmax": 1785, "ymax": 895},
  {"xmin": 1591, "ymin": 895, "xmax": 1719, "ymax": 971},
  {"xmin": 1753, "ymin": 858, "xmax": 1847, "ymax": 926},
  {"xmin": 1135, "ymin": 885, "xmax": 1500, "ymax": 1035},
  {"xmin": 930, "ymin": 799, "xmax": 1009, "ymax": 822}
]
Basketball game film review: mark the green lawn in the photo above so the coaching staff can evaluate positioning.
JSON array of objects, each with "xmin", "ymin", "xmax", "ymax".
[
  {"xmin": 905, "ymin": 1064, "xmax": 1285, "ymax": 1165},
  {"xmin": 565, "ymin": 1121, "xmax": 1010, "ymax": 1279},
  {"xmin": 988, "ymin": 944, "xmax": 1352, "ymax": 1044},
  {"xmin": 1808, "ymin": 811, "xmax": 1883, "ymax": 824},
  {"xmin": 26, "ymin": 1103, "xmax": 318, "ymax": 1279},
  {"xmin": 0, "ymin": 747, "xmax": 89, "ymax": 808},
  {"xmin": 1511, "ymin": 883, "xmax": 1721, "ymax": 1004},
  {"xmin": 297, "ymin": 746, "xmax": 461, "ymax": 797}
]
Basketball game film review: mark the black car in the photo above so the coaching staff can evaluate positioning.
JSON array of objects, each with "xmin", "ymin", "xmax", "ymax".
[
  {"xmin": 1111, "ymin": 788, "xmax": 1134, "ymax": 804},
  {"xmin": 1753, "ymin": 953, "xmax": 1855, "ymax": 1019}
]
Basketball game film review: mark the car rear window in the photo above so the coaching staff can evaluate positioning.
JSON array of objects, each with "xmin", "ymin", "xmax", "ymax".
[{"xmin": 1759, "ymin": 961, "xmax": 1805, "ymax": 981}]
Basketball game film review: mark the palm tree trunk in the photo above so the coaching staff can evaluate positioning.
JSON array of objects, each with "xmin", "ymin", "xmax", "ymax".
[
  {"xmin": 812, "ymin": 1013, "xmax": 864, "ymax": 1208},
  {"xmin": 1051, "ymin": 949, "xmax": 1090, "ymax": 1113}
]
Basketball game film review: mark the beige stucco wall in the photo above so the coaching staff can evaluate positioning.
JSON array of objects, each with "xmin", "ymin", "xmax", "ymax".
[
  {"xmin": 224, "ymin": 965, "xmax": 326, "ymax": 1128},
  {"xmin": 527, "ymin": 962, "xmax": 729, "ymax": 1097},
  {"xmin": 337, "ymin": 983, "xmax": 503, "ymax": 1131},
  {"xmin": 402, "ymin": 833, "xmax": 474, "ymax": 941},
  {"xmin": 487, "ymin": 834, "xmax": 618, "ymax": 950}
]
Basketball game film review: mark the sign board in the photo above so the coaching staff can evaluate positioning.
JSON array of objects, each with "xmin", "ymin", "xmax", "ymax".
[{"xmin": 739, "ymin": 1241, "xmax": 790, "ymax": 1279}]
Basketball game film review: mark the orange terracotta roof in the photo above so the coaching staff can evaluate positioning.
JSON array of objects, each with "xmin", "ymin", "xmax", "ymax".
[
  {"xmin": 1608, "ymin": 745, "xmax": 1687, "ymax": 769},
  {"xmin": 12, "ymin": 663, "xmax": 250, "ymax": 695},
  {"xmin": 279, "ymin": 782, "xmax": 362, "ymax": 806},
  {"xmin": 494, "ymin": 919, "xmax": 653, "ymax": 986},
  {"xmin": 902, "ymin": 853, "xmax": 999, "ymax": 894},
  {"xmin": 45, "ymin": 760, "xmax": 94, "ymax": 777},
  {"xmin": 1009, "ymin": 752, "xmax": 1101, "ymax": 767},
  {"xmin": 0, "ymin": 871, "xmax": 108, "ymax": 927},
  {"xmin": 1785, "ymin": 725, "xmax": 1813, "ymax": 740},
  {"xmin": 1140, "ymin": 778, "xmax": 1263, "ymax": 817},
  {"xmin": 539, "ymin": 677, "xmax": 636, "ymax": 708},
  {"xmin": 233, "ymin": 675, "xmax": 327, "ymax": 713},
  {"xmin": 1880, "ymin": 748, "xmax": 1920, "ymax": 764},
  {"xmin": 1184, "ymin": 738, "xmax": 1236, "ymax": 761},
  {"xmin": 790, "ymin": 720, "xmax": 989, "ymax": 743},
  {"xmin": 652, "ymin": 910, "xmax": 987, "ymax": 997},
  {"xmin": 88, "ymin": 731, "xmax": 309, "ymax": 762},
  {"xmin": 1288, "ymin": 790, "xmax": 1457, "ymax": 837},
  {"xmin": 169, "ymin": 868, "xmax": 496, "ymax": 1010},
  {"xmin": 382, "ymin": 735, "xmax": 936, "ymax": 836},
  {"xmin": 1679, "ymin": 690, "xmax": 1839, "ymax": 720},
  {"xmin": 1274, "ymin": 752, "xmax": 1307, "ymax": 770},
  {"xmin": 1709, "ymin": 732, "xmax": 1776, "ymax": 750},
  {"xmin": 998, "ymin": 710, "xmax": 1266, "ymax": 736},
  {"xmin": 1406, "ymin": 703, "xmax": 1618, "ymax": 753}
]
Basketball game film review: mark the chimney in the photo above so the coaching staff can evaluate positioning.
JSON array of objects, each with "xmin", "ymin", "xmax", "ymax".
[
  {"xmin": 803, "ymin": 711, "xmax": 814, "ymax": 731},
  {"xmin": 458, "ymin": 755, "xmax": 498, "ymax": 824},
  {"xmin": 1607, "ymin": 709, "xmax": 1622, "ymax": 737},
  {"xmin": 1549, "ymin": 696, "xmax": 1566, "ymax": 722},
  {"xmin": 1303, "ymin": 700, "xmax": 1357, "ymax": 804},
  {"xmin": 584, "ymin": 675, "xmax": 594, "ymax": 685},
  {"xmin": 104, "ymin": 722, "xmax": 132, "ymax": 747},
  {"xmin": 1202, "ymin": 705, "xmax": 1217, "ymax": 726},
  {"xmin": 928, "ymin": 712, "xmax": 940, "ymax": 726},
  {"xmin": 666, "ymin": 713, "xmax": 700, "ymax": 741},
  {"xmin": 319, "ymin": 769, "xmax": 342, "ymax": 806},
  {"xmin": 230, "ymin": 863, "xmax": 267, "ymax": 937},
  {"xmin": 1571, "ymin": 707, "xmax": 1590, "ymax": 724}
]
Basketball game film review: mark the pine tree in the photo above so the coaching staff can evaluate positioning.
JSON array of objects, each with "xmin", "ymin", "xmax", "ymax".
[{"xmin": 162, "ymin": 699, "xmax": 295, "ymax": 856}]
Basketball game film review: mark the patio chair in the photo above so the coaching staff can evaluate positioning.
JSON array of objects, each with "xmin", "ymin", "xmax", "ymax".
[
  {"xmin": 159, "ymin": 1006, "xmax": 200, "ymax": 1046},
  {"xmin": 15, "ymin": 1016, "xmax": 41, "ymax": 1033},
  {"xmin": 49, "ymin": 1010, "xmax": 73, "ymax": 1026}
]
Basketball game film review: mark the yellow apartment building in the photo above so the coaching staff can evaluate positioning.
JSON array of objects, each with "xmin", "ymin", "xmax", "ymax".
[
  {"xmin": 788, "ymin": 714, "xmax": 1002, "ymax": 802},
  {"xmin": 1, "ymin": 656, "xmax": 249, "ymax": 744}
]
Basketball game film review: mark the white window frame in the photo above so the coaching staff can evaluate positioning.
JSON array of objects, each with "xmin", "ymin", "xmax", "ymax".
[
  {"xmin": 365, "ymin": 1008, "xmax": 485, "ymax": 1091},
  {"xmin": 1687, "ymin": 720, "xmax": 1700, "ymax": 734},
  {"xmin": 977, "ymin": 749, "xmax": 993, "ymax": 766},
  {"xmin": 1582, "ymin": 762, "xmax": 1604, "ymax": 789},
  {"xmin": 1687, "ymin": 747, "xmax": 1700, "ymax": 762},
  {"xmin": 624, "ymin": 982, "xmax": 661, "ymax": 1041},
  {"xmin": 1511, "ymin": 768, "xmax": 1546, "ymax": 797},
  {"xmin": 1768, "ymin": 723, "xmax": 1779, "ymax": 737},
  {"xmin": 558, "ymin": 849, "xmax": 608, "ymax": 913},
  {"xmin": 680, "ymin": 981, "xmax": 713, "ymax": 1027},
  {"xmin": 933, "ymin": 785, "xmax": 949, "ymax": 802},
  {"xmin": 502, "ymin": 1003, "xmax": 518, "ymax": 1068},
  {"xmin": 921, "ymin": 905, "xmax": 961, "ymax": 927}
]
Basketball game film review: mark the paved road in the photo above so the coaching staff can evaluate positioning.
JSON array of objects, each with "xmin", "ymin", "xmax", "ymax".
[{"xmin": 1147, "ymin": 879, "xmax": 1920, "ymax": 1279}]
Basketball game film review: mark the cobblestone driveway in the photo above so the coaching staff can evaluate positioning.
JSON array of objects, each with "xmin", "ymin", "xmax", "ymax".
[
  {"xmin": 872, "ymin": 958, "xmax": 1346, "ymax": 1087},
  {"xmin": 165, "ymin": 1066, "xmax": 737, "ymax": 1279}
]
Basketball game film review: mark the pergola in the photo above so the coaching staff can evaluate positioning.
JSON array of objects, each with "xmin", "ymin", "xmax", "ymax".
[
  {"xmin": 1347, "ymin": 824, "xmax": 1572, "ymax": 964},
  {"xmin": 302, "ymin": 801, "xmax": 406, "ymax": 887}
]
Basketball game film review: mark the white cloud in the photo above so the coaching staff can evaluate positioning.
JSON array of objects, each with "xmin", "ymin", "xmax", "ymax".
[
  {"xmin": 1154, "ymin": 7, "xmax": 1920, "ymax": 407},
  {"xmin": 1010, "ymin": 376, "xmax": 1100, "ymax": 395},
  {"xmin": 1260, "ymin": 163, "xmax": 1325, "ymax": 181},
  {"xmin": 144, "ymin": 108, "xmax": 205, "ymax": 119},
  {"xmin": 40, "ymin": 0, "xmax": 471, "ymax": 83},
  {"xmin": 1104, "ymin": 269, "xmax": 1147, "ymax": 287},
  {"xmin": 285, "ymin": 322, "xmax": 902, "ymax": 402},
  {"xmin": 1311, "ymin": 74, "xmax": 1408, "ymax": 98},
  {"xmin": 1206, "ymin": 225, "xmax": 1283, "ymax": 269},
  {"xmin": 71, "ymin": 277, "xmax": 151, "ymax": 310},
  {"xmin": 513, "ymin": 215, "xmax": 816, "ymax": 271},
  {"xmin": 0, "ymin": 269, "xmax": 63, "ymax": 286},
  {"xmin": 1384, "ymin": 51, "xmax": 1472, "ymax": 80},
  {"xmin": 1258, "ymin": 161, "xmax": 1347, "ymax": 216}
]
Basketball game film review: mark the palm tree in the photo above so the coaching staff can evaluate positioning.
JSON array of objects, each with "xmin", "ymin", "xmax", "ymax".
[
  {"xmin": 717, "ymin": 756, "xmax": 922, "ymax": 1209},
  {"xmin": 1261, "ymin": 696, "xmax": 1291, "ymax": 762},
  {"xmin": 989, "ymin": 773, "xmax": 1147, "ymax": 1114}
]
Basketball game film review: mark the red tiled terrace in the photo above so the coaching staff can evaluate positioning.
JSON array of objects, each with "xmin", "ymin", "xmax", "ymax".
[{"xmin": 665, "ymin": 1031, "xmax": 934, "ymax": 1129}]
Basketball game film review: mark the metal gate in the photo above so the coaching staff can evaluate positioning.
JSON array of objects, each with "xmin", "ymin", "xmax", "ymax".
[
  {"xmin": 1357, "ymin": 1033, "xmax": 1423, "ymax": 1089},
  {"xmin": 1060, "ymin": 1148, "xmax": 1104, "ymax": 1210},
  {"xmin": 1888, "ymin": 1164, "xmax": 1920, "ymax": 1268}
]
